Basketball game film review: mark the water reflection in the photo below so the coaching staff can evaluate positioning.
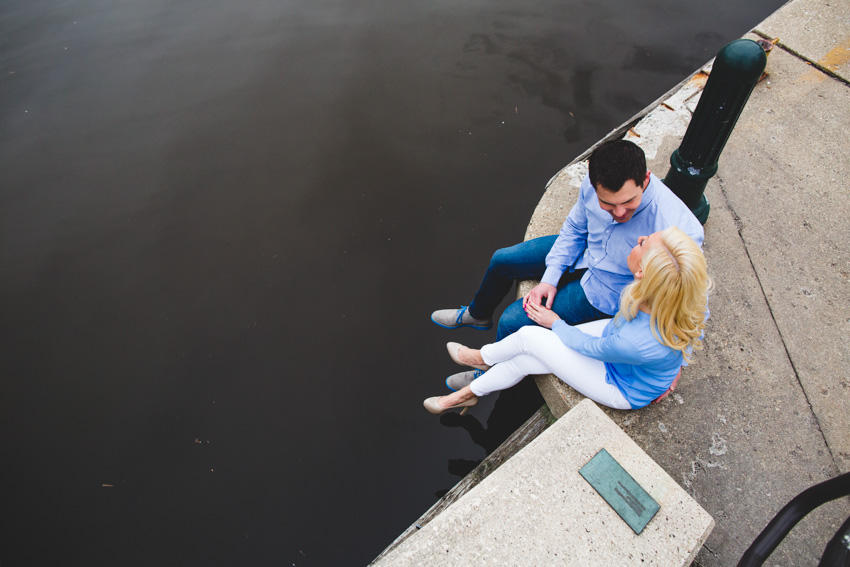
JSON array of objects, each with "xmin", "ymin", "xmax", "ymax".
[{"xmin": 436, "ymin": 377, "xmax": 543, "ymax": 497}]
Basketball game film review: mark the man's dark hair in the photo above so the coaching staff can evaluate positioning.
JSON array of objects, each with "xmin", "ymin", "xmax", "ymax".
[{"xmin": 588, "ymin": 139, "xmax": 647, "ymax": 192}]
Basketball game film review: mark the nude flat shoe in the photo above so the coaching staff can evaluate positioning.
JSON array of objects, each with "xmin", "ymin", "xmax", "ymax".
[
  {"xmin": 423, "ymin": 396, "xmax": 478, "ymax": 416},
  {"xmin": 446, "ymin": 342, "xmax": 490, "ymax": 371}
]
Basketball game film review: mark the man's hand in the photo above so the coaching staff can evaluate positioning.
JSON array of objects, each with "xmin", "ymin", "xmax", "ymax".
[
  {"xmin": 524, "ymin": 301, "xmax": 561, "ymax": 329},
  {"xmin": 523, "ymin": 282, "xmax": 557, "ymax": 309}
]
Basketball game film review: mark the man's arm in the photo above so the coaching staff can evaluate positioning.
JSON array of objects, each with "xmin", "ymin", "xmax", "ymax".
[
  {"xmin": 542, "ymin": 180, "xmax": 591, "ymax": 285},
  {"xmin": 524, "ymin": 180, "xmax": 591, "ymax": 308}
]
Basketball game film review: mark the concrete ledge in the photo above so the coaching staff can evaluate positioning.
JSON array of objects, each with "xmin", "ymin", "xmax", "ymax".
[
  {"xmin": 372, "ymin": 399, "xmax": 714, "ymax": 566},
  {"xmin": 369, "ymin": 407, "xmax": 556, "ymax": 565},
  {"xmin": 521, "ymin": 70, "xmax": 709, "ymax": 419}
]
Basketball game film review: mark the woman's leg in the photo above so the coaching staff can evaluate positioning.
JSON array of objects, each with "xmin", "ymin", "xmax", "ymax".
[
  {"xmin": 436, "ymin": 384, "xmax": 477, "ymax": 409},
  {"xmin": 469, "ymin": 353, "xmax": 550, "ymax": 397},
  {"xmin": 476, "ymin": 324, "xmax": 631, "ymax": 409}
]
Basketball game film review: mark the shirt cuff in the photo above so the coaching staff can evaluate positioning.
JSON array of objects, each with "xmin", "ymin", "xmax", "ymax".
[
  {"xmin": 541, "ymin": 266, "xmax": 563, "ymax": 287},
  {"xmin": 550, "ymin": 319, "xmax": 572, "ymax": 347}
]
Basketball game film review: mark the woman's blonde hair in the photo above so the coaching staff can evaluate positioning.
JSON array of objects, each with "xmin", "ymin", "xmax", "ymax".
[{"xmin": 617, "ymin": 226, "xmax": 712, "ymax": 362}]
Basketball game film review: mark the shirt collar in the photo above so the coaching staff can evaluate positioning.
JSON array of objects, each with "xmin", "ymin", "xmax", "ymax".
[{"xmin": 632, "ymin": 172, "xmax": 658, "ymax": 217}]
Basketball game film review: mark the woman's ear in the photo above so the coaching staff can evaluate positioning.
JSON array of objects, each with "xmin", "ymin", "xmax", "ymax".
[{"xmin": 634, "ymin": 268, "xmax": 644, "ymax": 280}]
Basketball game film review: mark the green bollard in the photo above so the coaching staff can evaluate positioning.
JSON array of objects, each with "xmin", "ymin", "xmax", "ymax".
[{"xmin": 664, "ymin": 39, "xmax": 767, "ymax": 224}]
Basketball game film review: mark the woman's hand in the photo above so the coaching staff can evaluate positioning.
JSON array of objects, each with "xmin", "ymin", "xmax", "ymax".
[
  {"xmin": 524, "ymin": 301, "xmax": 561, "ymax": 329},
  {"xmin": 523, "ymin": 282, "xmax": 557, "ymax": 309}
]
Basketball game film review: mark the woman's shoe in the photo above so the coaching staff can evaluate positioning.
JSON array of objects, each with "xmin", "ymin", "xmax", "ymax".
[
  {"xmin": 423, "ymin": 396, "xmax": 478, "ymax": 415},
  {"xmin": 652, "ymin": 368, "xmax": 682, "ymax": 404},
  {"xmin": 446, "ymin": 342, "xmax": 490, "ymax": 371}
]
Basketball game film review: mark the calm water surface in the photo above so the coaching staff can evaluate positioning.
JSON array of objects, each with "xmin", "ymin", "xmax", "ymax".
[{"xmin": 2, "ymin": 0, "xmax": 783, "ymax": 564}]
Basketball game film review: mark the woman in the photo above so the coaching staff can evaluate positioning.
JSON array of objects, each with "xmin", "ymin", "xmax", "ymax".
[{"xmin": 423, "ymin": 226, "xmax": 711, "ymax": 415}]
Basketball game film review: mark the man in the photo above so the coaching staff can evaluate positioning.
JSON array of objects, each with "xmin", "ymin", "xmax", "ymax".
[{"xmin": 432, "ymin": 139, "xmax": 704, "ymax": 340}]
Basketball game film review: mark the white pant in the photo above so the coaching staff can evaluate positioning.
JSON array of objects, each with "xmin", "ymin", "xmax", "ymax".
[{"xmin": 471, "ymin": 320, "xmax": 631, "ymax": 410}]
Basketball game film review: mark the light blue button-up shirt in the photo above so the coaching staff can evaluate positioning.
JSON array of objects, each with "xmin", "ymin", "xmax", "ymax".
[{"xmin": 541, "ymin": 173, "xmax": 704, "ymax": 315}]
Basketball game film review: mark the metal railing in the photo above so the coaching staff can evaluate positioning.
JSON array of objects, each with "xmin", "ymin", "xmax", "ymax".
[{"xmin": 737, "ymin": 471, "xmax": 850, "ymax": 566}]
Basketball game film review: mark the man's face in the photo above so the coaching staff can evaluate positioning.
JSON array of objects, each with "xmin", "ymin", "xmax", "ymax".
[{"xmin": 595, "ymin": 172, "xmax": 650, "ymax": 223}]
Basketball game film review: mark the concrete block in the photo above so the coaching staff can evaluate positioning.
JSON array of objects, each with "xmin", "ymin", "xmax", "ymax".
[{"xmin": 374, "ymin": 399, "xmax": 714, "ymax": 567}]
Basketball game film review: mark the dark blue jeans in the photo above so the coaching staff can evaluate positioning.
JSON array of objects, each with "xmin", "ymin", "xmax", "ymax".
[{"xmin": 467, "ymin": 236, "xmax": 608, "ymax": 340}]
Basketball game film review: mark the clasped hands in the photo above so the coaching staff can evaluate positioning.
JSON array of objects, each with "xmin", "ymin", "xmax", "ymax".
[{"xmin": 522, "ymin": 282, "xmax": 561, "ymax": 329}]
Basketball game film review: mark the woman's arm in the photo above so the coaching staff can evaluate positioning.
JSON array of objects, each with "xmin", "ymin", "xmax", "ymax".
[
  {"xmin": 524, "ymin": 301, "xmax": 562, "ymax": 328},
  {"xmin": 552, "ymin": 319, "xmax": 647, "ymax": 364},
  {"xmin": 551, "ymin": 320, "xmax": 647, "ymax": 364},
  {"xmin": 525, "ymin": 302, "xmax": 646, "ymax": 364}
]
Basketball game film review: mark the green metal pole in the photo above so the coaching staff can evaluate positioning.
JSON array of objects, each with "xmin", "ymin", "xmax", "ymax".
[{"xmin": 664, "ymin": 39, "xmax": 767, "ymax": 224}]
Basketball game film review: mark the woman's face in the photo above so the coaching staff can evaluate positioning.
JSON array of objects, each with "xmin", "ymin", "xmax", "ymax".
[{"xmin": 627, "ymin": 231, "xmax": 663, "ymax": 277}]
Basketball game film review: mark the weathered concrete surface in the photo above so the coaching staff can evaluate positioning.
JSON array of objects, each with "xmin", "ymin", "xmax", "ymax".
[
  {"xmin": 758, "ymin": 0, "xmax": 850, "ymax": 82},
  {"xmin": 374, "ymin": 400, "xmax": 714, "ymax": 567},
  {"xmin": 527, "ymin": 12, "xmax": 850, "ymax": 566},
  {"xmin": 719, "ymin": 31, "xmax": 850, "ymax": 476}
]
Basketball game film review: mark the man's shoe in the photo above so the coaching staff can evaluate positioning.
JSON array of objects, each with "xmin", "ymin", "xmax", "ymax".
[
  {"xmin": 446, "ymin": 369, "xmax": 485, "ymax": 392},
  {"xmin": 431, "ymin": 306, "xmax": 492, "ymax": 330}
]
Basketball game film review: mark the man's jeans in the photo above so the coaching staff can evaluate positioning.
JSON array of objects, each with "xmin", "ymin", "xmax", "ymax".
[{"xmin": 467, "ymin": 236, "xmax": 608, "ymax": 340}]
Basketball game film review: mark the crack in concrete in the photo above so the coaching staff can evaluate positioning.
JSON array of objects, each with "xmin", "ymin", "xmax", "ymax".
[
  {"xmin": 752, "ymin": 28, "xmax": 850, "ymax": 87},
  {"xmin": 715, "ymin": 174, "xmax": 840, "ymax": 469}
]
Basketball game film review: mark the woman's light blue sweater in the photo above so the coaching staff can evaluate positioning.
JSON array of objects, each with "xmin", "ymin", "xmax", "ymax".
[{"xmin": 551, "ymin": 311, "xmax": 681, "ymax": 408}]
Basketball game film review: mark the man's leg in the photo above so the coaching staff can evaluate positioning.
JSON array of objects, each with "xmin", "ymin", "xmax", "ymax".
[
  {"xmin": 432, "ymin": 235, "xmax": 557, "ymax": 329},
  {"xmin": 496, "ymin": 277, "xmax": 608, "ymax": 340},
  {"xmin": 466, "ymin": 235, "xmax": 557, "ymax": 320}
]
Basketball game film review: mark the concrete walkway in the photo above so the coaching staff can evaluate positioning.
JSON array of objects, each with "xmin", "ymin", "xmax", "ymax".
[
  {"xmin": 531, "ymin": 0, "xmax": 850, "ymax": 564},
  {"xmin": 373, "ymin": 0, "xmax": 850, "ymax": 565}
]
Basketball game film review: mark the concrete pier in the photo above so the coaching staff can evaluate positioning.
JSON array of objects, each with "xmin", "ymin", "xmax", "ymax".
[
  {"xmin": 373, "ymin": 0, "xmax": 850, "ymax": 564},
  {"xmin": 374, "ymin": 400, "xmax": 714, "ymax": 566},
  {"xmin": 530, "ymin": 1, "xmax": 850, "ymax": 563}
]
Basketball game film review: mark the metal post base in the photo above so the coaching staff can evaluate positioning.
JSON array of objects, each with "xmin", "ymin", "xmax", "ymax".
[{"xmin": 691, "ymin": 195, "xmax": 710, "ymax": 225}]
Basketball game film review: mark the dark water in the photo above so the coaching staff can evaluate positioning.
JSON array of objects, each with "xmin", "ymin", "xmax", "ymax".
[{"xmin": 1, "ymin": 1, "xmax": 783, "ymax": 565}]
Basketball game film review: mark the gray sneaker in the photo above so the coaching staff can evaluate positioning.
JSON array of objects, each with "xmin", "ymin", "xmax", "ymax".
[
  {"xmin": 431, "ymin": 305, "xmax": 492, "ymax": 330},
  {"xmin": 446, "ymin": 369, "xmax": 485, "ymax": 392}
]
